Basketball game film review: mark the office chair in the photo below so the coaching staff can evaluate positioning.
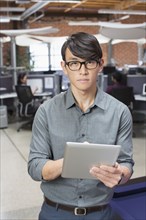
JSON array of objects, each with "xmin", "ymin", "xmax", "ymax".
[
  {"xmin": 15, "ymin": 85, "xmax": 38, "ymax": 132},
  {"xmin": 109, "ymin": 86, "xmax": 136, "ymax": 137}
]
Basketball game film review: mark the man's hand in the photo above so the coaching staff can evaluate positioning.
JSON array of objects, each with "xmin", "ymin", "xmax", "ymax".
[{"xmin": 90, "ymin": 162, "xmax": 125, "ymax": 188}]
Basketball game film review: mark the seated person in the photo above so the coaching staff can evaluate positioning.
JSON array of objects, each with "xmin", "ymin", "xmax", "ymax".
[
  {"xmin": 17, "ymin": 72, "xmax": 38, "ymax": 95},
  {"xmin": 106, "ymin": 70, "xmax": 126, "ymax": 94}
]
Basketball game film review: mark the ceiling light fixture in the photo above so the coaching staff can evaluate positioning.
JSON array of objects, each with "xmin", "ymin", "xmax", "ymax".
[
  {"xmin": 0, "ymin": 7, "xmax": 25, "ymax": 12},
  {"xmin": 15, "ymin": 0, "xmax": 30, "ymax": 3},
  {"xmin": 98, "ymin": 9, "xmax": 146, "ymax": 15},
  {"xmin": 0, "ymin": 17, "xmax": 10, "ymax": 23}
]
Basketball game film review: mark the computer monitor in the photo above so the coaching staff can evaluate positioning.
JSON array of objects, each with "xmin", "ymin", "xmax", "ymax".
[
  {"xmin": 128, "ymin": 68, "xmax": 137, "ymax": 75},
  {"xmin": 102, "ymin": 66, "xmax": 116, "ymax": 85},
  {"xmin": 27, "ymin": 78, "xmax": 43, "ymax": 93},
  {"xmin": 44, "ymin": 76, "xmax": 54, "ymax": 90},
  {"xmin": 102, "ymin": 66, "xmax": 116, "ymax": 75},
  {"xmin": 43, "ymin": 70, "xmax": 56, "ymax": 74}
]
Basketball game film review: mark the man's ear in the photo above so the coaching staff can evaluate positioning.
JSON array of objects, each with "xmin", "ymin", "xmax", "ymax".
[
  {"xmin": 99, "ymin": 59, "xmax": 104, "ymax": 73},
  {"xmin": 100, "ymin": 58, "xmax": 104, "ymax": 66},
  {"xmin": 61, "ymin": 61, "xmax": 68, "ymax": 76}
]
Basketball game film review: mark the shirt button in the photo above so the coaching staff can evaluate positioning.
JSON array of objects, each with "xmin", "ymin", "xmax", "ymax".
[
  {"xmin": 82, "ymin": 134, "xmax": 85, "ymax": 137},
  {"xmin": 79, "ymin": 195, "xmax": 82, "ymax": 199}
]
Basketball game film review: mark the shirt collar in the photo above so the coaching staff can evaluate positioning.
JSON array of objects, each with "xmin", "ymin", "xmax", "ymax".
[
  {"xmin": 94, "ymin": 88, "xmax": 107, "ymax": 110},
  {"xmin": 66, "ymin": 87, "xmax": 107, "ymax": 111},
  {"xmin": 66, "ymin": 87, "xmax": 76, "ymax": 109}
]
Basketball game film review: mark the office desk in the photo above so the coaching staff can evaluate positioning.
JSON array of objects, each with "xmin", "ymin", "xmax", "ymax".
[
  {"xmin": 0, "ymin": 92, "xmax": 17, "ymax": 100},
  {"xmin": 134, "ymin": 94, "xmax": 146, "ymax": 102},
  {"xmin": 34, "ymin": 91, "xmax": 52, "ymax": 98},
  {"xmin": 111, "ymin": 176, "xmax": 146, "ymax": 220},
  {"xmin": 0, "ymin": 92, "xmax": 52, "ymax": 104},
  {"xmin": 0, "ymin": 92, "xmax": 17, "ymax": 105},
  {"xmin": 0, "ymin": 91, "xmax": 52, "ymax": 121}
]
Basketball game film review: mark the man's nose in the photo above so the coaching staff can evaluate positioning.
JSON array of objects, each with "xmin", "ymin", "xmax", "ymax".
[{"xmin": 80, "ymin": 63, "xmax": 88, "ymax": 74}]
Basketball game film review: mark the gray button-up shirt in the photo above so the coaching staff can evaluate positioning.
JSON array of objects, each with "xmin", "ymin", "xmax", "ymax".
[{"xmin": 28, "ymin": 87, "xmax": 134, "ymax": 207}]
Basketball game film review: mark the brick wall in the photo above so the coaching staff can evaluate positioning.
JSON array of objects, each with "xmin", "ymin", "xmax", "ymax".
[
  {"xmin": 1, "ymin": 16, "xmax": 146, "ymax": 68},
  {"xmin": 113, "ymin": 42, "xmax": 138, "ymax": 67}
]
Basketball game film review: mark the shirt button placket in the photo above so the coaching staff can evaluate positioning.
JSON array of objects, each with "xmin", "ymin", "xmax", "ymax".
[{"xmin": 80, "ymin": 114, "xmax": 87, "ymax": 141}]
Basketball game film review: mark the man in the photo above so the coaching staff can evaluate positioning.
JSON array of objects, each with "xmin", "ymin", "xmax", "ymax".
[
  {"xmin": 28, "ymin": 32, "xmax": 134, "ymax": 220},
  {"xmin": 106, "ymin": 70, "xmax": 126, "ymax": 94}
]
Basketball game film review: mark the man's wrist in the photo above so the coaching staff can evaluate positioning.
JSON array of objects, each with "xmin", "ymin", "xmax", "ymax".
[{"xmin": 118, "ymin": 173, "xmax": 124, "ymax": 185}]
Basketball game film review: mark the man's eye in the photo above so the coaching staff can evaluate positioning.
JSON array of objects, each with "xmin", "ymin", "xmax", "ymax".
[
  {"xmin": 88, "ymin": 60, "xmax": 95, "ymax": 64},
  {"xmin": 70, "ymin": 61, "xmax": 79, "ymax": 66}
]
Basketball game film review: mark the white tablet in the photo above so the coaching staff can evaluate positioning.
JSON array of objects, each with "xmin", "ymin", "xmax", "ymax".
[{"xmin": 61, "ymin": 142, "xmax": 121, "ymax": 179}]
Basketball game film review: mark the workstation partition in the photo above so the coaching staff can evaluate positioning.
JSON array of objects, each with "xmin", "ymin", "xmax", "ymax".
[
  {"xmin": 1, "ymin": 71, "xmax": 145, "ymax": 106},
  {"xmin": 101, "ymin": 74, "xmax": 146, "ymax": 95},
  {"xmin": 100, "ymin": 74, "xmax": 146, "ymax": 122},
  {"xmin": 0, "ymin": 74, "xmax": 16, "ymax": 117},
  {"xmin": 0, "ymin": 74, "xmax": 13, "ymax": 93},
  {"xmin": 0, "ymin": 71, "xmax": 61, "ymax": 95}
]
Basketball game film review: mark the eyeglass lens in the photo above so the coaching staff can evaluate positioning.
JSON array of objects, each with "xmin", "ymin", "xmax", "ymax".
[{"xmin": 67, "ymin": 60, "xmax": 98, "ymax": 71}]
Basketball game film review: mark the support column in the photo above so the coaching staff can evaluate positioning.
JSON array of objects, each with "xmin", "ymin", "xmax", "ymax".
[
  {"xmin": 11, "ymin": 36, "xmax": 17, "ymax": 88},
  {"xmin": 137, "ymin": 43, "xmax": 143, "ymax": 65},
  {"xmin": 107, "ymin": 39, "xmax": 113, "ymax": 65},
  {"xmin": 48, "ymin": 42, "xmax": 51, "ymax": 70},
  {"xmin": 0, "ymin": 41, "xmax": 3, "ymax": 67}
]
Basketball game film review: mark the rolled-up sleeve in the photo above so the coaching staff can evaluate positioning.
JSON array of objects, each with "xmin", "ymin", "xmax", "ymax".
[
  {"xmin": 116, "ymin": 106, "xmax": 134, "ymax": 173},
  {"xmin": 28, "ymin": 102, "xmax": 52, "ymax": 181}
]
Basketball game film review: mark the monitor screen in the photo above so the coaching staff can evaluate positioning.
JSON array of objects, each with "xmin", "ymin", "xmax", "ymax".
[{"xmin": 27, "ymin": 78, "xmax": 43, "ymax": 93}]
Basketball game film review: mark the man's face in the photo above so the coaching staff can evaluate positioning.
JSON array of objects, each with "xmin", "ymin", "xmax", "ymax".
[{"xmin": 61, "ymin": 48, "xmax": 104, "ymax": 92}]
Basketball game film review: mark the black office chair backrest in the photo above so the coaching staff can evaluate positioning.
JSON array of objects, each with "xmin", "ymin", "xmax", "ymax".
[
  {"xmin": 110, "ymin": 86, "xmax": 136, "ymax": 137},
  {"xmin": 110, "ymin": 86, "xmax": 135, "ymax": 107},
  {"xmin": 15, "ymin": 85, "xmax": 36, "ymax": 116},
  {"xmin": 15, "ymin": 85, "xmax": 34, "ymax": 105},
  {"xmin": 15, "ymin": 85, "xmax": 36, "ymax": 131}
]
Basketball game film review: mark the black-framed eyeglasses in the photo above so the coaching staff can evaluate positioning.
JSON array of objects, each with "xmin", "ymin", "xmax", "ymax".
[{"xmin": 65, "ymin": 60, "xmax": 100, "ymax": 71}]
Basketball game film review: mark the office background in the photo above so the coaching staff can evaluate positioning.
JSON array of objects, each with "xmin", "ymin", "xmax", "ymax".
[{"xmin": 0, "ymin": 1, "xmax": 146, "ymax": 220}]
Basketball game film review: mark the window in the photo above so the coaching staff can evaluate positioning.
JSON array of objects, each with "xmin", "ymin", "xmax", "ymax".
[
  {"xmin": 29, "ymin": 43, "xmax": 49, "ymax": 71},
  {"xmin": 29, "ymin": 39, "xmax": 63, "ymax": 71},
  {"xmin": 50, "ymin": 40, "xmax": 63, "ymax": 70}
]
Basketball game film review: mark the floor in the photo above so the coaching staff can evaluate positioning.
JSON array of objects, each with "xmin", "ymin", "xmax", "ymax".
[{"xmin": 0, "ymin": 121, "xmax": 146, "ymax": 220}]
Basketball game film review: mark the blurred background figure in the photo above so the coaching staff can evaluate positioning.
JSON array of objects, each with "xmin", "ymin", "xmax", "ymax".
[
  {"xmin": 106, "ymin": 70, "xmax": 126, "ymax": 94},
  {"xmin": 17, "ymin": 72, "xmax": 38, "ymax": 94}
]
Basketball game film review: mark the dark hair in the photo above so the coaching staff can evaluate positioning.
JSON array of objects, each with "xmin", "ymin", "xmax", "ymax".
[
  {"xmin": 61, "ymin": 32, "xmax": 102, "ymax": 61},
  {"xmin": 112, "ymin": 70, "xmax": 123, "ymax": 83},
  {"xmin": 17, "ymin": 72, "xmax": 27, "ymax": 85}
]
